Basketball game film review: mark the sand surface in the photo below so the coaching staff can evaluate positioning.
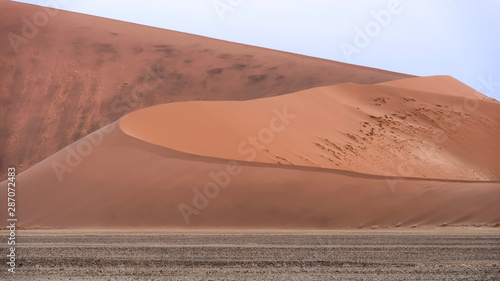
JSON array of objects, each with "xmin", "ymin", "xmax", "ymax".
[
  {"xmin": 120, "ymin": 75, "xmax": 500, "ymax": 180},
  {"xmin": 1, "ymin": 229, "xmax": 499, "ymax": 280},
  {"xmin": 1, "ymin": 76, "xmax": 499, "ymax": 229},
  {"xmin": 0, "ymin": 0, "xmax": 412, "ymax": 176}
]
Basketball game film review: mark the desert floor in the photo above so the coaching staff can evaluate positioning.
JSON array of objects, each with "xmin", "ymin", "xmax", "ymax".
[{"xmin": 1, "ymin": 228, "xmax": 499, "ymax": 280}]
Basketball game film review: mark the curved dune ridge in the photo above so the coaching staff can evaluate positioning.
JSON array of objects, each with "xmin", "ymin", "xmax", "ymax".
[
  {"xmin": 2, "ymin": 75, "xmax": 499, "ymax": 229},
  {"xmin": 120, "ymin": 75, "xmax": 500, "ymax": 181}
]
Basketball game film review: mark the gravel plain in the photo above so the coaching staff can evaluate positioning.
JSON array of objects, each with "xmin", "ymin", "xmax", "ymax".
[{"xmin": 1, "ymin": 228, "xmax": 499, "ymax": 280}]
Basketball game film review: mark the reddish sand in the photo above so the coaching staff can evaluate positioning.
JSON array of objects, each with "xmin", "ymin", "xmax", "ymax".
[
  {"xmin": 1, "ymin": 1, "xmax": 498, "ymax": 229},
  {"xmin": 121, "ymin": 76, "xmax": 500, "ymax": 181},
  {"xmin": 0, "ymin": 0, "xmax": 412, "ymax": 176},
  {"xmin": 2, "ymin": 76, "xmax": 499, "ymax": 229}
]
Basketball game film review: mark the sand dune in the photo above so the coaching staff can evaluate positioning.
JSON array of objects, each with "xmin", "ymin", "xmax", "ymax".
[
  {"xmin": 121, "ymin": 76, "xmax": 500, "ymax": 181},
  {"xmin": 0, "ymin": 0, "xmax": 412, "ymax": 176},
  {"xmin": 2, "ymin": 1, "xmax": 498, "ymax": 230},
  {"xmin": 2, "ymin": 76, "xmax": 499, "ymax": 229}
]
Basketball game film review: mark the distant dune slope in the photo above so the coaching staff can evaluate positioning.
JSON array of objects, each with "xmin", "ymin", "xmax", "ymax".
[
  {"xmin": 1, "ymin": 76, "xmax": 499, "ymax": 229},
  {"xmin": 378, "ymin": 75, "xmax": 498, "ymax": 101},
  {"xmin": 0, "ymin": 0, "xmax": 412, "ymax": 176}
]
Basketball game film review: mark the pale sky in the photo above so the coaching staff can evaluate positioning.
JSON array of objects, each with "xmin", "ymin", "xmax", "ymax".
[{"xmin": 13, "ymin": 0, "xmax": 500, "ymax": 100}]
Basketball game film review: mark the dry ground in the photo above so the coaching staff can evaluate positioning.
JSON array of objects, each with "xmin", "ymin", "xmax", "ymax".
[{"xmin": 1, "ymin": 228, "xmax": 499, "ymax": 280}]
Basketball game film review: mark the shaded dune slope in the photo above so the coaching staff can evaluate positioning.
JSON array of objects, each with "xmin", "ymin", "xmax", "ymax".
[{"xmin": 2, "ymin": 76, "xmax": 499, "ymax": 229}]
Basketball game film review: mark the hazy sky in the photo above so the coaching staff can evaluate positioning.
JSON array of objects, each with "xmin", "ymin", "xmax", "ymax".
[{"xmin": 13, "ymin": 0, "xmax": 500, "ymax": 100}]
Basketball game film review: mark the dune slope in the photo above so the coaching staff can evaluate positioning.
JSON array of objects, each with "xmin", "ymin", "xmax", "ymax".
[
  {"xmin": 0, "ymin": 0, "xmax": 412, "ymax": 176},
  {"xmin": 2, "ymin": 76, "xmax": 499, "ymax": 229}
]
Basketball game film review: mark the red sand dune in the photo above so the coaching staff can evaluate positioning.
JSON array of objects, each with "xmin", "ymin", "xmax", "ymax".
[
  {"xmin": 121, "ymin": 76, "xmax": 500, "ymax": 181},
  {"xmin": 2, "ymin": 76, "xmax": 499, "ymax": 229},
  {"xmin": 0, "ymin": 0, "xmax": 412, "ymax": 176}
]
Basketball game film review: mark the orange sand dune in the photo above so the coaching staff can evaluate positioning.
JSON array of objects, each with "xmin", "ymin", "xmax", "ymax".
[
  {"xmin": 2, "ymin": 76, "xmax": 499, "ymax": 229},
  {"xmin": 121, "ymin": 76, "xmax": 500, "ymax": 181},
  {"xmin": 0, "ymin": 0, "xmax": 412, "ymax": 176}
]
